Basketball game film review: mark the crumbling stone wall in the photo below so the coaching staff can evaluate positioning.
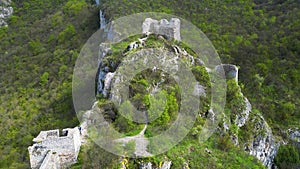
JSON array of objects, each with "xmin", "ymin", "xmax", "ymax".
[
  {"xmin": 142, "ymin": 18, "xmax": 181, "ymax": 41},
  {"xmin": 39, "ymin": 150, "xmax": 60, "ymax": 169},
  {"xmin": 215, "ymin": 64, "xmax": 239, "ymax": 82},
  {"xmin": 28, "ymin": 127, "xmax": 81, "ymax": 169}
]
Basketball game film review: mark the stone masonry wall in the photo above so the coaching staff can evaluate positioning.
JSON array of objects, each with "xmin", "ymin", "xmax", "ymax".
[{"xmin": 28, "ymin": 127, "xmax": 81, "ymax": 169}]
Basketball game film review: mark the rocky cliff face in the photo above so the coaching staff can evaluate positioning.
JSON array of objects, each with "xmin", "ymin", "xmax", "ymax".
[
  {"xmin": 0, "ymin": 0, "xmax": 13, "ymax": 27},
  {"xmin": 245, "ymin": 114, "xmax": 279, "ymax": 168},
  {"xmin": 96, "ymin": 40, "xmax": 279, "ymax": 169},
  {"xmin": 93, "ymin": 16, "xmax": 280, "ymax": 168},
  {"xmin": 217, "ymin": 65, "xmax": 279, "ymax": 169},
  {"xmin": 31, "ymin": 13, "xmax": 281, "ymax": 168},
  {"xmin": 288, "ymin": 128, "xmax": 300, "ymax": 143}
]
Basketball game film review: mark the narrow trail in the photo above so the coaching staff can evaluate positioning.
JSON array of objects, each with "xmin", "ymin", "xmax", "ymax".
[
  {"xmin": 115, "ymin": 124, "xmax": 152, "ymax": 157},
  {"xmin": 115, "ymin": 86, "xmax": 162, "ymax": 157}
]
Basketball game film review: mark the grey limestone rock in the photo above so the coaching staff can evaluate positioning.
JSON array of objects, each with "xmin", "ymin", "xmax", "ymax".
[
  {"xmin": 139, "ymin": 161, "xmax": 171, "ymax": 169},
  {"xmin": 0, "ymin": 0, "xmax": 13, "ymax": 27},
  {"xmin": 288, "ymin": 128, "xmax": 300, "ymax": 143}
]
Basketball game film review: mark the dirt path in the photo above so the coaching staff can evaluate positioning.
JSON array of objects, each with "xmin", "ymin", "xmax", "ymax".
[{"xmin": 115, "ymin": 124, "xmax": 152, "ymax": 157}]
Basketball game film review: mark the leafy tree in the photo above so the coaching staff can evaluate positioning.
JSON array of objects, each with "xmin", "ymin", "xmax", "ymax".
[
  {"xmin": 40, "ymin": 72, "xmax": 49, "ymax": 86},
  {"xmin": 274, "ymin": 144, "xmax": 300, "ymax": 169}
]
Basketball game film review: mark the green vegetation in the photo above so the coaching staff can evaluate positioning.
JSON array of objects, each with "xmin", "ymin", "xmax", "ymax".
[
  {"xmin": 274, "ymin": 144, "xmax": 300, "ymax": 169},
  {"xmin": 0, "ymin": 0, "xmax": 99, "ymax": 168},
  {"xmin": 225, "ymin": 79, "xmax": 246, "ymax": 117},
  {"xmin": 97, "ymin": 35, "xmax": 183, "ymax": 137},
  {"xmin": 0, "ymin": 0, "xmax": 299, "ymax": 168},
  {"xmin": 85, "ymin": 32, "xmax": 264, "ymax": 168},
  {"xmin": 70, "ymin": 139, "xmax": 120, "ymax": 169},
  {"xmin": 98, "ymin": 0, "xmax": 300, "ymax": 168},
  {"xmin": 107, "ymin": 135, "xmax": 265, "ymax": 168},
  {"xmin": 73, "ymin": 133, "xmax": 265, "ymax": 169},
  {"xmin": 124, "ymin": 140, "xmax": 136, "ymax": 156},
  {"xmin": 101, "ymin": 0, "xmax": 300, "ymax": 131}
]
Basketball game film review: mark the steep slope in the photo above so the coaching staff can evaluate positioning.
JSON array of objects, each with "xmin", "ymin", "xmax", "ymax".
[
  {"xmin": 97, "ymin": 0, "xmax": 300, "ymax": 168},
  {"xmin": 99, "ymin": 0, "xmax": 300, "ymax": 129},
  {"xmin": 0, "ymin": 0, "xmax": 299, "ymax": 168},
  {"xmin": 71, "ymin": 18, "xmax": 269, "ymax": 168},
  {"xmin": 0, "ymin": 0, "xmax": 99, "ymax": 168}
]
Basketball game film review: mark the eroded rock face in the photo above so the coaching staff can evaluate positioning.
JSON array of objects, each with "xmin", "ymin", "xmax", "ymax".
[
  {"xmin": 288, "ymin": 128, "xmax": 300, "ymax": 143},
  {"xmin": 103, "ymin": 72, "xmax": 115, "ymax": 98},
  {"xmin": 245, "ymin": 115, "xmax": 279, "ymax": 168},
  {"xmin": 223, "ymin": 99, "xmax": 279, "ymax": 168},
  {"xmin": 218, "ymin": 66, "xmax": 279, "ymax": 168},
  {"xmin": 0, "ymin": 0, "xmax": 13, "ymax": 27},
  {"xmin": 140, "ymin": 162, "xmax": 152, "ymax": 169},
  {"xmin": 193, "ymin": 82, "xmax": 206, "ymax": 97},
  {"xmin": 99, "ymin": 10, "xmax": 106, "ymax": 29},
  {"xmin": 235, "ymin": 98, "xmax": 251, "ymax": 127},
  {"xmin": 94, "ymin": 0, "xmax": 106, "ymax": 29},
  {"xmin": 97, "ymin": 43, "xmax": 112, "ymax": 95}
]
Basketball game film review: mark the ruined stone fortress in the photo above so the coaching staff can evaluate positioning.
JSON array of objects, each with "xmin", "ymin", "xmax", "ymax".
[
  {"xmin": 29, "ymin": 17, "xmax": 184, "ymax": 169},
  {"xmin": 28, "ymin": 17, "xmax": 242, "ymax": 169},
  {"xmin": 142, "ymin": 18, "xmax": 181, "ymax": 41},
  {"xmin": 28, "ymin": 128, "xmax": 81, "ymax": 169}
]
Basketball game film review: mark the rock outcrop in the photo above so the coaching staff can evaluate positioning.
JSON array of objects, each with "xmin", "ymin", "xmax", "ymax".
[
  {"xmin": 288, "ymin": 128, "xmax": 300, "ymax": 143},
  {"xmin": 0, "ymin": 0, "xmax": 13, "ymax": 27},
  {"xmin": 139, "ymin": 161, "xmax": 172, "ymax": 169},
  {"xmin": 96, "ymin": 43, "xmax": 112, "ymax": 95},
  {"xmin": 95, "ymin": 17, "xmax": 280, "ymax": 168},
  {"xmin": 100, "ymin": 10, "xmax": 106, "ymax": 29},
  {"xmin": 245, "ymin": 114, "xmax": 279, "ymax": 168},
  {"xmin": 223, "ymin": 99, "xmax": 279, "ymax": 169},
  {"xmin": 216, "ymin": 64, "xmax": 279, "ymax": 168},
  {"xmin": 96, "ymin": 18, "xmax": 184, "ymax": 96},
  {"xmin": 30, "ymin": 16, "xmax": 280, "ymax": 168}
]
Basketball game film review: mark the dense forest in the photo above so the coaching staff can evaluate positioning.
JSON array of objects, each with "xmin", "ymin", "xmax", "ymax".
[
  {"xmin": 0, "ymin": 0, "xmax": 299, "ymax": 168},
  {"xmin": 0, "ymin": 0, "xmax": 99, "ymax": 168},
  {"xmin": 101, "ymin": 0, "xmax": 300, "ymax": 129}
]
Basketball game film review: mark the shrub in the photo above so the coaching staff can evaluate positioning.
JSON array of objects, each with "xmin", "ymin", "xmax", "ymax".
[
  {"xmin": 274, "ymin": 144, "xmax": 300, "ymax": 169},
  {"xmin": 63, "ymin": 0, "xmax": 88, "ymax": 16},
  {"xmin": 58, "ymin": 24, "xmax": 77, "ymax": 44}
]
